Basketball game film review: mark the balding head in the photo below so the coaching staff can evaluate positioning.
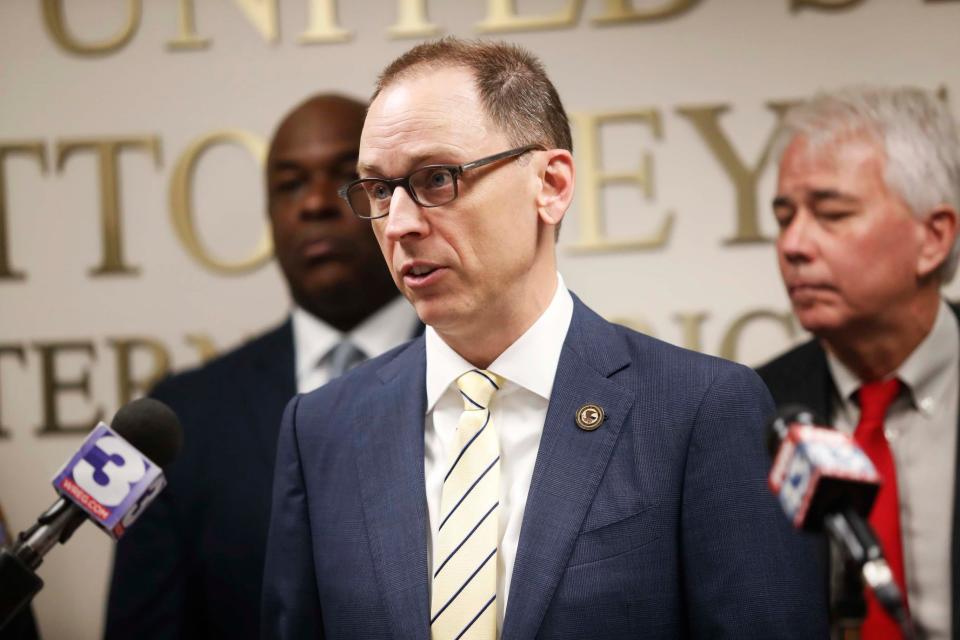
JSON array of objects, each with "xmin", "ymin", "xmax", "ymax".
[{"xmin": 268, "ymin": 94, "xmax": 366, "ymax": 170}]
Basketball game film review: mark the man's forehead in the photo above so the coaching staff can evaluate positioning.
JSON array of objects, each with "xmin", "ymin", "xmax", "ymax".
[
  {"xmin": 775, "ymin": 132, "xmax": 891, "ymax": 206},
  {"xmin": 785, "ymin": 131, "xmax": 884, "ymax": 168},
  {"xmin": 359, "ymin": 70, "xmax": 498, "ymax": 171},
  {"xmin": 365, "ymin": 73, "xmax": 483, "ymax": 132},
  {"xmin": 269, "ymin": 122, "xmax": 360, "ymax": 165}
]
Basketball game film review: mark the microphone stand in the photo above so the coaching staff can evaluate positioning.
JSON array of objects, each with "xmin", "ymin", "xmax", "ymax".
[
  {"xmin": 0, "ymin": 548, "xmax": 43, "ymax": 631},
  {"xmin": 829, "ymin": 552, "xmax": 867, "ymax": 639},
  {"xmin": 0, "ymin": 498, "xmax": 85, "ymax": 631},
  {"xmin": 824, "ymin": 508, "xmax": 915, "ymax": 640}
]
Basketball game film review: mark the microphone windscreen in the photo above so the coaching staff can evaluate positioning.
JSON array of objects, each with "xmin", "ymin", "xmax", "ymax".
[{"xmin": 110, "ymin": 398, "xmax": 183, "ymax": 468}]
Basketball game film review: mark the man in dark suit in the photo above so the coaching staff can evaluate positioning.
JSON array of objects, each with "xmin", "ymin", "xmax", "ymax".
[
  {"xmin": 261, "ymin": 38, "xmax": 827, "ymax": 639},
  {"xmin": 104, "ymin": 95, "xmax": 419, "ymax": 639},
  {"xmin": 758, "ymin": 87, "xmax": 960, "ymax": 639}
]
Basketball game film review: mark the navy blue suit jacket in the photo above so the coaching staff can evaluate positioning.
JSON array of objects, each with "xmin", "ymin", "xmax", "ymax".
[
  {"xmin": 106, "ymin": 321, "xmax": 297, "ymax": 639},
  {"xmin": 262, "ymin": 297, "xmax": 828, "ymax": 639}
]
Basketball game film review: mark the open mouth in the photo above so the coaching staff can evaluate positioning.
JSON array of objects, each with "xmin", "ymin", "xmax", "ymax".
[
  {"xmin": 410, "ymin": 265, "xmax": 436, "ymax": 277},
  {"xmin": 402, "ymin": 263, "xmax": 443, "ymax": 287}
]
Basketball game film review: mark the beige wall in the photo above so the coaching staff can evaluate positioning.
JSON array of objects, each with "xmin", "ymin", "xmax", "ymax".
[{"xmin": 1, "ymin": 1, "xmax": 958, "ymax": 637}]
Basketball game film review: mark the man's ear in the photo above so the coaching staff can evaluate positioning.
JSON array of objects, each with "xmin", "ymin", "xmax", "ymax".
[
  {"xmin": 917, "ymin": 204, "xmax": 959, "ymax": 279},
  {"xmin": 536, "ymin": 149, "xmax": 575, "ymax": 226}
]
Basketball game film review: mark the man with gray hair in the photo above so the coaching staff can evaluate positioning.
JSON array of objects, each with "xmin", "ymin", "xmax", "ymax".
[{"xmin": 758, "ymin": 86, "xmax": 960, "ymax": 639}]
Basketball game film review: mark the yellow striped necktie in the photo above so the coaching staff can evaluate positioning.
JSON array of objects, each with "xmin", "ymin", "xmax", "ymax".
[{"xmin": 430, "ymin": 369, "xmax": 502, "ymax": 640}]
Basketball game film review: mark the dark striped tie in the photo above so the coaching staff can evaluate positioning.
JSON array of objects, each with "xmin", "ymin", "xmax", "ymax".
[{"xmin": 430, "ymin": 369, "xmax": 502, "ymax": 640}]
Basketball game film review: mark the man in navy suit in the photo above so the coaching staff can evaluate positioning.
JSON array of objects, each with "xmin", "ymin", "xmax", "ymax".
[
  {"xmin": 262, "ymin": 39, "xmax": 827, "ymax": 639},
  {"xmin": 104, "ymin": 95, "xmax": 419, "ymax": 639}
]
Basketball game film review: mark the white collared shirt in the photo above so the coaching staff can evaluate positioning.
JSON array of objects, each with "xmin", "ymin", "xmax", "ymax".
[
  {"xmin": 424, "ymin": 273, "xmax": 574, "ymax": 633},
  {"xmin": 292, "ymin": 295, "xmax": 420, "ymax": 394},
  {"xmin": 827, "ymin": 299, "xmax": 959, "ymax": 640}
]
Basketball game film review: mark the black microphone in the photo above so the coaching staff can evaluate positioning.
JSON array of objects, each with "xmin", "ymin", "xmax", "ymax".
[
  {"xmin": 766, "ymin": 405, "xmax": 913, "ymax": 639},
  {"xmin": 0, "ymin": 398, "xmax": 183, "ymax": 631}
]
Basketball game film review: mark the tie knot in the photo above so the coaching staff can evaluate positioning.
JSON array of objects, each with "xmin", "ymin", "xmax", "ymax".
[
  {"xmin": 327, "ymin": 339, "xmax": 366, "ymax": 378},
  {"xmin": 456, "ymin": 369, "xmax": 502, "ymax": 410},
  {"xmin": 857, "ymin": 378, "xmax": 901, "ymax": 425}
]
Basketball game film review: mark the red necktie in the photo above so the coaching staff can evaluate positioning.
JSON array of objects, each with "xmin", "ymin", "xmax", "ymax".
[{"xmin": 854, "ymin": 378, "xmax": 907, "ymax": 639}]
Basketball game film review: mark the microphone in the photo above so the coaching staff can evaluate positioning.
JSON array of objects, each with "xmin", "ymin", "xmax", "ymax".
[
  {"xmin": 766, "ymin": 404, "xmax": 880, "ymax": 530},
  {"xmin": 766, "ymin": 405, "xmax": 913, "ymax": 639},
  {"xmin": 0, "ymin": 398, "xmax": 183, "ymax": 631}
]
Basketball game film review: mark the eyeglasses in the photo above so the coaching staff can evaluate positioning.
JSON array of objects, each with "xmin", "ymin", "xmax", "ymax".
[{"xmin": 337, "ymin": 144, "xmax": 544, "ymax": 219}]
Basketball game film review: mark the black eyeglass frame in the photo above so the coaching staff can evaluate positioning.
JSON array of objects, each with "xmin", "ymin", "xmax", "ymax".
[{"xmin": 337, "ymin": 144, "xmax": 545, "ymax": 220}]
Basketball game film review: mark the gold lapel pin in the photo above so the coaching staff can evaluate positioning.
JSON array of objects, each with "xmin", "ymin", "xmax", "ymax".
[{"xmin": 576, "ymin": 404, "xmax": 604, "ymax": 431}]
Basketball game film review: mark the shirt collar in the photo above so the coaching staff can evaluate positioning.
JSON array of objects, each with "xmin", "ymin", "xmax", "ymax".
[
  {"xmin": 897, "ymin": 298, "xmax": 958, "ymax": 416},
  {"xmin": 292, "ymin": 294, "xmax": 419, "ymax": 382},
  {"xmin": 424, "ymin": 273, "xmax": 574, "ymax": 413},
  {"xmin": 826, "ymin": 298, "xmax": 959, "ymax": 417}
]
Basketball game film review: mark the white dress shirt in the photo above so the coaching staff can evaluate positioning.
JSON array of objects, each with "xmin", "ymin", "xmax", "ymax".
[
  {"xmin": 826, "ymin": 299, "xmax": 959, "ymax": 640},
  {"xmin": 424, "ymin": 273, "xmax": 574, "ymax": 633},
  {"xmin": 292, "ymin": 295, "xmax": 420, "ymax": 394}
]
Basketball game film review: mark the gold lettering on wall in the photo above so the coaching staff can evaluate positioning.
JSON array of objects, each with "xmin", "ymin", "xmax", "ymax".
[
  {"xmin": 232, "ymin": 0, "xmax": 279, "ymax": 42},
  {"xmin": 718, "ymin": 309, "xmax": 797, "ymax": 362},
  {"xmin": 300, "ymin": 0, "xmax": 352, "ymax": 43},
  {"xmin": 388, "ymin": 0, "xmax": 442, "ymax": 38},
  {"xmin": 673, "ymin": 311, "xmax": 709, "ymax": 352},
  {"xmin": 168, "ymin": 0, "xmax": 211, "ymax": 50},
  {"xmin": 41, "ymin": 0, "xmax": 141, "ymax": 56},
  {"xmin": 55, "ymin": 137, "xmax": 162, "ymax": 276},
  {"xmin": 0, "ymin": 142, "xmax": 48, "ymax": 281},
  {"xmin": 568, "ymin": 109, "xmax": 674, "ymax": 253},
  {"xmin": 610, "ymin": 316, "xmax": 656, "ymax": 338},
  {"xmin": 477, "ymin": 0, "xmax": 583, "ymax": 33},
  {"xmin": 593, "ymin": 0, "xmax": 698, "ymax": 24},
  {"xmin": 676, "ymin": 101, "xmax": 794, "ymax": 245},
  {"xmin": 185, "ymin": 333, "xmax": 220, "ymax": 363},
  {"xmin": 34, "ymin": 341, "xmax": 104, "ymax": 435},
  {"xmin": 109, "ymin": 338, "xmax": 171, "ymax": 406},
  {"xmin": 169, "ymin": 0, "xmax": 282, "ymax": 48},
  {"xmin": 170, "ymin": 130, "xmax": 271, "ymax": 274},
  {"xmin": 0, "ymin": 346, "xmax": 26, "ymax": 438}
]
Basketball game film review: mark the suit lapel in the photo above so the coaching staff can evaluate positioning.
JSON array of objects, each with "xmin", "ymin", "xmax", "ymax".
[
  {"xmin": 806, "ymin": 344, "xmax": 833, "ymax": 425},
  {"xmin": 501, "ymin": 298, "xmax": 635, "ymax": 640},
  {"xmin": 243, "ymin": 321, "xmax": 297, "ymax": 468},
  {"xmin": 355, "ymin": 338, "xmax": 431, "ymax": 640},
  {"xmin": 243, "ymin": 319, "xmax": 420, "ymax": 470}
]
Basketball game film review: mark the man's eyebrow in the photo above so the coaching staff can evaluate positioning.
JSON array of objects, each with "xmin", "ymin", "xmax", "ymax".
[
  {"xmin": 810, "ymin": 189, "xmax": 857, "ymax": 203},
  {"xmin": 332, "ymin": 150, "xmax": 360, "ymax": 165},
  {"xmin": 356, "ymin": 160, "xmax": 380, "ymax": 176},
  {"xmin": 358, "ymin": 150, "xmax": 464, "ymax": 178},
  {"xmin": 269, "ymin": 160, "xmax": 304, "ymax": 173},
  {"xmin": 772, "ymin": 195, "xmax": 793, "ymax": 209}
]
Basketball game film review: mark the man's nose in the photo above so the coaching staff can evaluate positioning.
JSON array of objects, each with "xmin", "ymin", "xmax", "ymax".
[
  {"xmin": 300, "ymin": 173, "xmax": 345, "ymax": 218},
  {"xmin": 382, "ymin": 186, "xmax": 429, "ymax": 241},
  {"xmin": 778, "ymin": 210, "xmax": 817, "ymax": 264}
]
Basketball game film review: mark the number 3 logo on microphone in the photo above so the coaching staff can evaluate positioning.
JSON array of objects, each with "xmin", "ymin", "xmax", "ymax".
[{"xmin": 72, "ymin": 435, "xmax": 148, "ymax": 507}]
